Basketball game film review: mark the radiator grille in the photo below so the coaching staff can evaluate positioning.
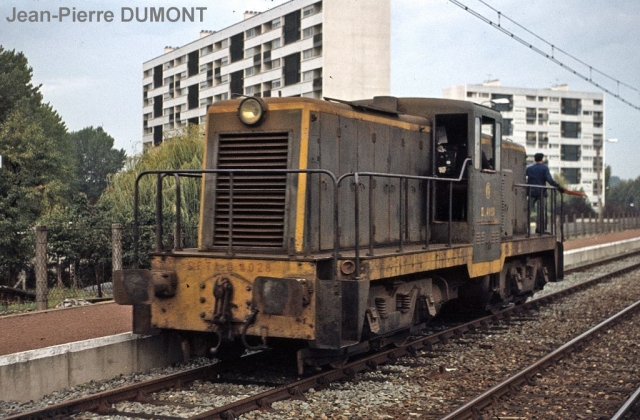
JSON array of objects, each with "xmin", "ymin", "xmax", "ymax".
[{"xmin": 214, "ymin": 132, "xmax": 289, "ymax": 248}]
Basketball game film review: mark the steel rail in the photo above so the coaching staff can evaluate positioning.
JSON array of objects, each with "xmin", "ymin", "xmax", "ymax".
[
  {"xmin": 439, "ymin": 299, "xmax": 640, "ymax": 420},
  {"xmin": 2, "ymin": 354, "xmax": 266, "ymax": 420},
  {"xmin": 611, "ymin": 385, "xmax": 640, "ymax": 420}
]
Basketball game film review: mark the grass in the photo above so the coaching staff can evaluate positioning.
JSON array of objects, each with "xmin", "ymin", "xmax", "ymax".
[{"xmin": 1, "ymin": 285, "xmax": 107, "ymax": 314}]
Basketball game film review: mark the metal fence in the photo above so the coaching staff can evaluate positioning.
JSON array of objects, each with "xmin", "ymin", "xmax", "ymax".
[
  {"xmin": 1, "ymin": 212, "xmax": 638, "ymax": 314},
  {"xmin": 0, "ymin": 222, "xmax": 199, "ymax": 314},
  {"xmin": 562, "ymin": 213, "xmax": 640, "ymax": 239}
]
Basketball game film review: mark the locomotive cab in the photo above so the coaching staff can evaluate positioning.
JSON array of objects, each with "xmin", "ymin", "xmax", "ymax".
[{"xmin": 375, "ymin": 98, "xmax": 507, "ymax": 252}]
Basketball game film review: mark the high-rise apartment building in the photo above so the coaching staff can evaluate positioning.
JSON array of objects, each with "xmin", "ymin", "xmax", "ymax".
[
  {"xmin": 444, "ymin": 81, "xmax": 605, "ymax": 211},
  {"xmin": 142, "ymin": 0, "xmax": 390, "ymax": 149}
]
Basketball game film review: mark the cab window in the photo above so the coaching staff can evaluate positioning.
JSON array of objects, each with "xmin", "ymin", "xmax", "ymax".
[
  {"xmin": 434, "ymin": 114, "xmax": 468, "ymax": 177},
  {"xmin": 474, "ymin": 116, "xmax": 501, "ymax": 171}
]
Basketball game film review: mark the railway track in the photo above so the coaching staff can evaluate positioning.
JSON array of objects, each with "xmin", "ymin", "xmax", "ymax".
[
  {"xmin": 5, "ymin": 258, "xmax": 640, "ymax": 419},
  {"xmin": 440, "ymin": 299, "xmax": 640, "ymax": 419}
]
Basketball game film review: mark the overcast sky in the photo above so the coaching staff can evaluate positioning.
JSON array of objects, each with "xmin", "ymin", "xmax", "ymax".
[{"xmin": 1, "ymin": 0, "xmax": 639, "ymax": 179}]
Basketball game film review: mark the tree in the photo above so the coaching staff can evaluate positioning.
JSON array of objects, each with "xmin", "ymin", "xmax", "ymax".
[
  {"xmin": 100, "ymin": 125, "xmax": 204, "ymax": 267},
  {"xmin": 562, "ymin": 193, "xmax": 596, "ymax": 218},
  {"xmin": 0, "ymin": 48, "xmax": 73, "ymax": 283},
  {"xmin": 68, "ymin": 126, "xmax": 126, "ymax": 203},
  {"xmin": 0, "ymin": 47, "xmax": 40, "ymax": 123},
  {"xmin": 39, "ymin": 194, "xmax": 112, "ymax": 289},
  {"xmin": 605, "ymin": 176, "xmax": 640, "ymax": 215}
]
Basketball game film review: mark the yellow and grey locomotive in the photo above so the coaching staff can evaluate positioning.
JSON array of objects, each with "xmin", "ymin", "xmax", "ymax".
[{"xmin": 114, "ymin": 96, "xmax": 561, "ymax": 372}]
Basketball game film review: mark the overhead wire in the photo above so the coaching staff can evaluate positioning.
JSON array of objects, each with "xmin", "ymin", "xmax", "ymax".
[{"xmin": 449, "ymin": 0, "xmax": 640, "ymax": 111}]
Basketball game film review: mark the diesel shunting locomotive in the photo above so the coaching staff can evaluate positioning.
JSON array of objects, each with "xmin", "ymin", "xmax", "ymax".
[{"xmin": 114, "ymin": 96, "xmax": 562, "ymax": 373}]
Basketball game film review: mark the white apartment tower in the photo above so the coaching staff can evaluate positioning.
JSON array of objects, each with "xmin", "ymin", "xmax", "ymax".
[
  {"xmin": 142, "ymin": 0, "xmax": 390, "ymax": 148},
  {"xmin": 444, "ymin": 81, "xmax": 606, "ymax": 211}
]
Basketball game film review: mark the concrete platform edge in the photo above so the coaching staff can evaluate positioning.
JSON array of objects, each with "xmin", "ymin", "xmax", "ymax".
[
  {"xmin": 564, "ymin": 236, "xmax": 640, "ymax": 270},
  {"xmin": 0, "ymin": 332, "xmax": 183, "ymax": 403}
]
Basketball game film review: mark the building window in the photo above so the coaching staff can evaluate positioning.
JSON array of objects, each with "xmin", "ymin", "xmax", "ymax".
[
  {"xmin": 561, "ymin": 121, "xmax": 581, "ymax": 138},
  {"xmin": 245, "ymin": 67, "xmax": 255, "ymax": 77},
  {"xmin": 561, "ymin": 98, "xmax": 581, "ymax": 115},
  {"xmin": 246, "ymin": 27, "xmax": 259, "ymax": 38},
  {"xmin": 272, "ymin": 38, "xmax": 281, "ymax": 49},
  {"xmin": 526, "ymin": 95, "xmax": 536, "ymax": 101},
  {"xmin": 593, "ymin": 134, "xmax": 603, "ymax": 147},
  {"xmin": 153, "ymin": 65, "xmax": 163, "ymax": 88},
  {"xmin": 526, "ymin": 108, "xmax": 536, "ymax": 123},
  {"xmin": 244, "ymin": 47, "xmax": 260, "ymax": 59},
  {"xmin": 302, "ymin": 70, "xmax": 315, "ymax": 82},
  {"xmin": 188, "ymin": 85, "xmax": 198, "ymax": 110},
  {"xmin": 284, "ymin": 10, "xmax": 301, "ymax": 45},
  {"xmin": 230, "ymin": 70, "xmax": 243, "ymax": 96},
  {"xmin": 272, "ymin": 79, "xmax": 281, "ymax": 89},
  {"xmin": 593, "ymin": 111, "xmax": 603, "ymax": 126},
  {"xmin": 538, "ymin": 132, "xmax": 548, "ymax": 147},
  {"xmin": 526, "ymin": 131, "xmax": 536, "ymax": 147},
  {"xmin": 303, "ymin": 5, "xmax": 316, "ymax": 17},
  {"xmin": 491, "ymin": 94, "xmax": 513, "ymax": 112},
  {"xmin": 303, "ymin": 48, "xmax": 314, "ymax": 59},
  {"xmin": 503, "ymin": 118, "xmax": 513, "ymax": 136},
  {"xmin": 284, "ymin": 52, "xmax": 301, "ymax": 86},
  {"xmin": 230, "ymin": 33, "xmax": 244, "ymax": 63},
  {"xmin": 188, "ymin": 51, "xmax": 199, "ymax": 77},
  {"xmin": 272, "ymin": 18, "xmax": 281, "ymax": 29},
  {"xmin": 561, "ymin": 145, "xmax": 581, "ymax": 161},
  {"xmin": 538, "ymin": 110, "xmax": 549, "ymax": 123},
  {"xmin": 303, "ymin": 27, "xmax": 314, "ymax": 38}
]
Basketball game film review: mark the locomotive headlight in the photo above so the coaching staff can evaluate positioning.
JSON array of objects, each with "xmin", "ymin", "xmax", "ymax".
[{"xmin": 238, "ymin": 97, "xmax": 267, "ymax": 125}]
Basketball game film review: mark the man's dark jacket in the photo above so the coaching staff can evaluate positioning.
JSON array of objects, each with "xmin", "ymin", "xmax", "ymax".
[{"xmin": 526, "ymin": 162, "xmax": 559, "ymax": 198}]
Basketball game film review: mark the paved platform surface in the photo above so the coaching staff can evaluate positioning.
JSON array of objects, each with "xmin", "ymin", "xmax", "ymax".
[
  {"xmin": 2, "ymin": 229, "xmax": 640, "ymax": 357},
  {"xmin": 0, "ymin": 302, "xmax": 132, "ymax": 356}
]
